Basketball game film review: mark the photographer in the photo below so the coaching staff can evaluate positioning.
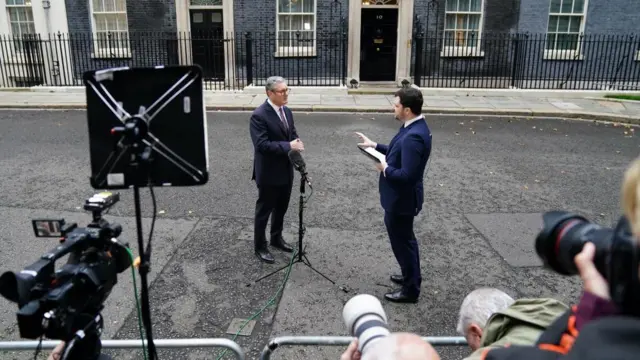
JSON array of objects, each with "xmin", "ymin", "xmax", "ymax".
[
  {"xmin": 456, "ymin": 288, "xmax": 568, "ymax": 359},
  {"xmin": 483, "ymin": 156, "xmax": 640, "ymax": 359}
]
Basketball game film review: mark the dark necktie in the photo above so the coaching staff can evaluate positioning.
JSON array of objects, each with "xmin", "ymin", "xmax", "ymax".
[{"xmin": 278, "ymin": 107, "xmax": 289, "ymax": 132}]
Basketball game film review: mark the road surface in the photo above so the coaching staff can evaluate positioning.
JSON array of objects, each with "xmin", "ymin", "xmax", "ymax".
[{"xmin": 0, "ymin": 110, "xmax": 637, "ymax": 359}]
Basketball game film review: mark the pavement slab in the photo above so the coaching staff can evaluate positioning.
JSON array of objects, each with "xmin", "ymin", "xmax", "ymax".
[{"xmin": 0, "ymin": 110, "xmax": 639, "ymax": 360}]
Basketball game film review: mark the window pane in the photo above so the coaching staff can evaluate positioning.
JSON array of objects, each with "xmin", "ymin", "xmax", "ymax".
[
  {"xmin": 561, "ymin": 0, "xmax": 573, "ymax": 13},
  {"xmin": 548, "ymin": 16, "xmax": 558, "ymax": 32},
  {"xmin": 278, "ymin": 0, "xmax": 288, "ymax": 13},
  {"xmin": 545, "ymin": 33, "xmax": 556, "ymax": 50},
  {"xmin": 550, "ymin": 0, "xmax": 561, "ymax": 12},
  {"xmin": 302, "ymin": 0, "xmax": 314, "ymax": 13},
  {"xmin": 445, "ymin": 0, "xmax": 457, "ymax": 12},
  {"xmin": 469, "ymin": 0, "xmax": 481, "ymax": 12},
  {"xmin": 468, "ymin": 14, "xmax": 480, "ymax": 30},
  {"xmin": 117, "ymin": 15, "xmax": 127, "ymax": 29},
  {"xmin": 279, "ymin": 15, "xmax": 291, "ymax": 30},
  {"xmin": 557, "ymin": 33, "xmax": 578, "ymax": 50},
  {"xmin": 444, "ymin": 31, "xmax": 455, "ymax": 47},
  {"xmin": 568, "ymin": 16, "xmax": 580, "ymax": 32},
  {"xmin": 458, "ymin": 0, "xmax": 469, "ymax": 11},
  {"xmin": 116, "ymin": 0, "xmax": 127, "ymax": 11},
  {"xmin": 445, "ymin": 14, "xmax": 456, "ymax": 30},
  {"xmin": 573, "ymin": 0, "xmax": 584, "ymax": 12},
  {"xmin": 104, "ymin": 0, "xmax": 115, "ymax": 12},
  {"xmin": 557, "ymin": 16, "xmax": 570, "ymax": 32}
]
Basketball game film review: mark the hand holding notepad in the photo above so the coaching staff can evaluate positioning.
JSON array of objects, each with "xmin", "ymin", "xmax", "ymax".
[{"xmin": 355, "ymin": 132, "xmax": 386, "ymax": 163}]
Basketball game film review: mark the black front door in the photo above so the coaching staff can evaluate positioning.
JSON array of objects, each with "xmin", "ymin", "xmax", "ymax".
[
  {"xmin": 190, "ymin": 9, "xmax": 225, "ymax": 80},
  {"xmin": 360, "ymin": 8, "xmax": 398, "ymax": 81}
]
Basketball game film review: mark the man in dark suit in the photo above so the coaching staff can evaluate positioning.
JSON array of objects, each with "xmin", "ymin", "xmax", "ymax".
[
  {"xmin": 249, "ymin": 76, "xmax": 303, "ymax": 263},
  {"xmin": 356, "ymin": 87, "xmax": 432, "ymax": 303}
]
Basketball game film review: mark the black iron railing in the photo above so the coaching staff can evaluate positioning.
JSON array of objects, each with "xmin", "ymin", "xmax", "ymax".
[
  {"xmin": 0, "ymin": 31, "xmax": 348, "ymax": 90},
  {"xmin": 2, "ymin": 31, "xmax": 638, "ymax": 90},
  {"xmin": 412, "ymin": 32, "xmax": 640, "ymax": 90}
]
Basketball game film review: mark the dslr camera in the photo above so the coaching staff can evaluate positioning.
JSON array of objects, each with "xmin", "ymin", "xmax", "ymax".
[
  {"xmin": 536, "ymin": 211, "xmax": 640, "ymax": 317},
  {"xmin": 0, "ymin": 192, "xmax": 132, "ymax": 360}
]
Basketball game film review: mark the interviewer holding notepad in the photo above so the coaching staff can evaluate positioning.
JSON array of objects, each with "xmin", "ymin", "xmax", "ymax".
[{"xmin": 356, "ymin": 87, "xmax": 432, "ymax": 304}]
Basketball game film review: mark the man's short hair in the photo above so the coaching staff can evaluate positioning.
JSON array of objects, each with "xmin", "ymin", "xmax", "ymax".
[
  {"xmin": 394, "ymin": 87, "xmax": 424, "ymax": 115},
  {"xmin": 456, "ymin": 288, "xmax": 515, "ymax": 335},
  {"xmin": 265, "ymin": 76, "xmax": 286, "ymax": 92}
]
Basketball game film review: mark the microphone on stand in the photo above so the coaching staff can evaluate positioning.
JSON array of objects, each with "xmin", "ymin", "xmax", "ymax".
[{"xmin": 288, "ymin": 150, "xmax": 312, "ymax": 188}]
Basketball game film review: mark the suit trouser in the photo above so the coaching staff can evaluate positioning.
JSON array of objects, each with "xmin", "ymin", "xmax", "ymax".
[
  {"xmin": 384, "ymin": 211, "xmax": 422, "ymax": 297},
  {"xmin": 254, "ymin": 182, "xmax": 293, "ymax": 249}
]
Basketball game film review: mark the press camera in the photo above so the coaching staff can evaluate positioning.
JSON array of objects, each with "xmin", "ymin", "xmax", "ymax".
[
  {"xmin": 536, "ymin": 211, "xmax": 640, "ymax": 317},
  {"xmin": 0, "ymin": 192, "xmax": 132, "ymax": 359}
]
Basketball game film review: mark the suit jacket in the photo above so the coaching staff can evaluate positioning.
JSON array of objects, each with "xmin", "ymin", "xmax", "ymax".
[
  {"xmin": 375, "ymin": 117, "xmax": 432, "ymax": 216},
  {"xmin": 249, "ymin": 100, "xmax": 299, "ymax": 186}
]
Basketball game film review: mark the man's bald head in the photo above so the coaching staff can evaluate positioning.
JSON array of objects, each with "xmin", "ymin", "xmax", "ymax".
[{"xmin": 362, "ymin": 333, "xmax": 440, "ymax": 360}]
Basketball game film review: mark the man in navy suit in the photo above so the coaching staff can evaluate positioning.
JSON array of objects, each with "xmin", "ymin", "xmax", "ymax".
[
  {"xmin": 356, "ymin": 87, "xmax": 432, "ymax": 303},
  {"xmin": 249, "ymin": 76, "xmax": 304, "ymax": 263}
]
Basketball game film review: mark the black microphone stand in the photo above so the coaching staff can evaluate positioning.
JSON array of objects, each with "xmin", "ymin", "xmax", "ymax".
[{"xmin": 254, "ymin": 166, "xmax": 347, "ymax": 293}]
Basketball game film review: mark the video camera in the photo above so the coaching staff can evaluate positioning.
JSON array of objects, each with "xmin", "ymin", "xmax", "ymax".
[
  {"xmin": 536, "ymin": 211, "xmax": 640, "ymax": 317},
  {"xmin": 0, "ymin": 192, "xmax": 132, "ymax": 360}
]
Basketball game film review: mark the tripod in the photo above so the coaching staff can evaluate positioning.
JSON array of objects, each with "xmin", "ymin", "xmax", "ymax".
[{"xmin": 255, "ymin": 172, "xmax": 346, "ymax": 292}]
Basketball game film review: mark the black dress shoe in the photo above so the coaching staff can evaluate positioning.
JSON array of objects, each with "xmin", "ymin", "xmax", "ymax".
[
  {"xmin": 384, "ymin": 289, "xmax": 418, "ymax": 304},
  {"xmin": 390, "ymin": 275, "xmax": 404, "ymax": 285},
  {"xmin": 255, "ymin": 248, "xmax": 275, "ymax": 264},
  {"xmin": 270, "ymin": 237, "xmax": 293, "ymax": 252}
]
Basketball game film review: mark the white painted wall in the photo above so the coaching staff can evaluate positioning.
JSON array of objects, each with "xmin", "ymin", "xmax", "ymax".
[{"xmin": 0, "ymin": 0, "xmax": 73, "ymax": 87}]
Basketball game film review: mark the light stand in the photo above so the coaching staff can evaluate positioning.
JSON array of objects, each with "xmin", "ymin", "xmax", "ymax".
[
  {"xmin": 83, "ymin": 65, "xmax": 210, "ymax": 360},
  {"xmin": 254, "ymin": 171, "xmax": 348, "ymax": 293}
]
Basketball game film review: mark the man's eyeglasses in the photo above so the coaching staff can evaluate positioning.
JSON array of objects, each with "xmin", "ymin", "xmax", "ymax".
[{"xmin": 271, "ymin": 89, "xmax": 290, "ymax": 95}]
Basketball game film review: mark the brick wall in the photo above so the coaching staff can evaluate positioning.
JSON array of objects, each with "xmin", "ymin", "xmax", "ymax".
[
  {"xmin": 411, "ymin": 0, "xmax": 520, "ymax": 87},
  {"xmin": 515, "ymin": 0, "xmax": 640, "ymax": 90},
  {"xmin": 64, "ymin": 0, "xmax": 178, "ymax": 82},
  {"xmin": 233, "ymin": 0, "xmax": 349, "ymax": 86}
]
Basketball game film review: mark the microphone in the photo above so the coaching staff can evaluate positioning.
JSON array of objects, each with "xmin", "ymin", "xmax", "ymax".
[{"xmin": 288, "ymin": 150, "xmax": 312, "ymax": 187}]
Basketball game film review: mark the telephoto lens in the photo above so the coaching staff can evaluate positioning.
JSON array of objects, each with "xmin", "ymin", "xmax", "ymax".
[{"xmin": 342, "ymin": 294, "xmax": 390, "ymax": 356}]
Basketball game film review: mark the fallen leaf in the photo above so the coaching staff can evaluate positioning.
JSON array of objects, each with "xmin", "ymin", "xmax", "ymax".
[
  {"xmin": 553, "ymin": 128, "xmax": 558, "ymax": 131},
  {"xmin": 535, "ymin": 179, "xmax": 540, "ymax": 183},
  {"xmin": 599, "ymin": 213, "xmax": 605, "ymax": 217},
  {"xmin": 472, "ymin": 131, "xmax": 476, "ymax": 134},
  {"xmin": 455, "ymin": 132, "xmax": 460, "ymax": 135},
  {"xmin": 532, "ymin": 126, "xmax": 537, "ymax": 129},
  {"xmin": 606, "ymin": 167, "xmax": 611, "ymax": 170},
  {"xmin": 561, "ymin": 170, "xmax": 565, "ymax": 174},
  {"xmin": 439, "ymin": 183, "xmax": 444, "ymax": 187},
  {"xmin": 188, "ymin": 211, "xmax": 193, "ymax": 214},
  {"xmin": 459, "ymin": 122, "xmax": 464, "ymax": 125},
  {"xmin": 489, "ymin": 171, "xmax": 494, "ymax": 175},
  {"xmin": 616, "ymin": 151, "xmax": 621, "ymax": 154},
  {"xmin": 158, "ymin": 210, "xmax": 166, "ymax": 214},
  {"xmin": 489, "ymin": 126, "xmax": 493, "ymax": 129},
  {"xmin": 624, "ymin": 131, "xmax": 629, "ymax": 135},
  {"xmin": 523, "ymin": 185, "xmax": 529, "ymax": 190}
]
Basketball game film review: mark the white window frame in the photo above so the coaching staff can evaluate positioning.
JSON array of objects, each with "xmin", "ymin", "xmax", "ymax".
[
  {"xmin": 275, "ymin": 0, "xmax": 317, "ymax": 57},
  {"xmin": 89, "ymin": 0, "xmax": 131, "ymax": 58},
  {"xmin": 5, "ymin": 0, "xmax": 36, "ymax": 54},
  {"xmin": 544, "ymin": 0, "xmax": 588, "ymax": 60},
  {"xmin": 441, "ymin": 0, "xmax": 485, "ymax": 58}
]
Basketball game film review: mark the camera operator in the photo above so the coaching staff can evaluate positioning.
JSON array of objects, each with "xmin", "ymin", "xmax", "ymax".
[
  {"xmin": 341, "ymin": 333, "xmax": 440, "ymax": 360},
  {"xmin": 456, "ymin": 288, "xmax": 568, "ymax": 359},
  {"xmin": 483, "ymin": 156, "xmax": 640, "ymax": 359}
]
